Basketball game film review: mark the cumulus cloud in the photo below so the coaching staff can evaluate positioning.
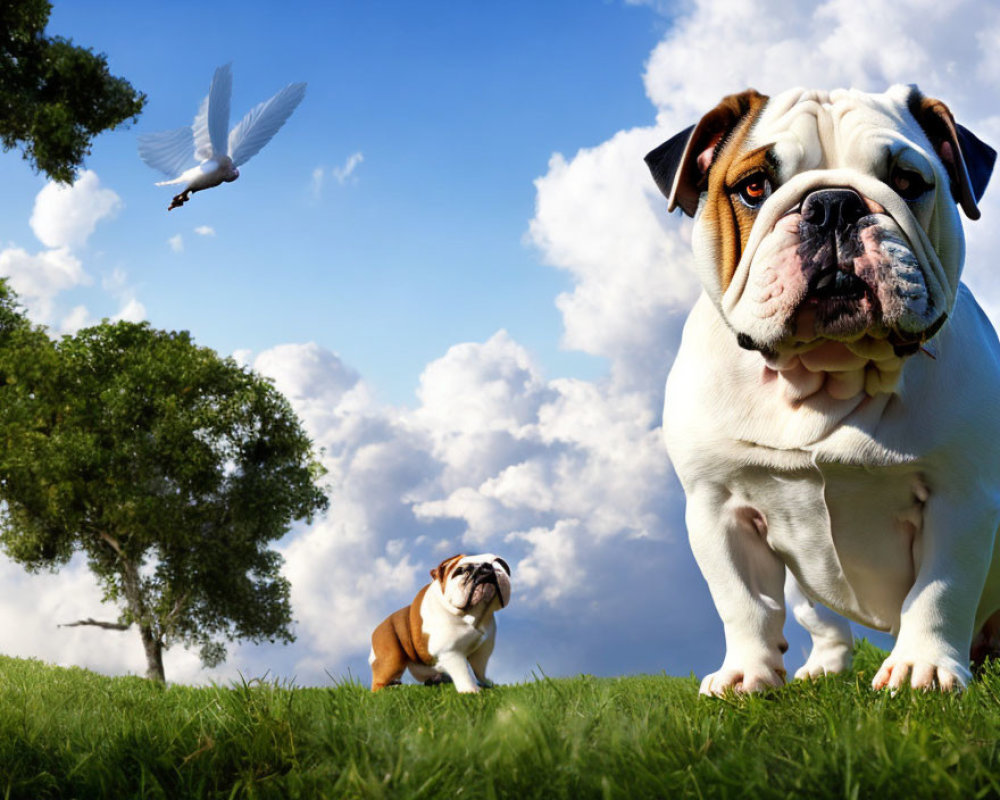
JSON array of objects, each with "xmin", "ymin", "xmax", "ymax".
[
  {"xmin": 234, "ymin": 332, "xmax": 697, "ymax": 685},
  {"xmin": 194, "ymin": 225, "xmax": 216, "ymax": 237},
  {"xmin": 112, "ymin": 298, "xmax": 147, "ymax": 323},
  {"xmin": 59, "ymin": 304, "xmax": 95, "ymax": 335},
  {"xmin": 0, "ymin": 246, "xmax": 89, "ymax": 324},
  {"xmin": 29, "ymin": 170, "xmax": 121, "ymax": 250},
  {"xmin": 0, "ymin": 171, "xmax": 138, "ymax": 327},
  {"xmin": 168, "ymin": 234, "xmax": 184, "ymax": 253}
]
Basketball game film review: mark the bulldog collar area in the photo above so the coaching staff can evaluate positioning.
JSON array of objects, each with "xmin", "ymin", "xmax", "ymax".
[{"xmin": 646, "ymin": 84, "xmax": 999, "ymax": 695}]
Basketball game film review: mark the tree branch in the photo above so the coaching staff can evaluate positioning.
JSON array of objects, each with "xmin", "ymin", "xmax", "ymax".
[
  {"xmin": 59, "ymin": 617, "xmax": 130, "ymax": 631},
  {"xmin": 98, "ymin": 531, "xmax": 124, "ymax": 557},
  {"xmin": 166, "ymin": 592, "xmax": 189, "ymax": 624}
]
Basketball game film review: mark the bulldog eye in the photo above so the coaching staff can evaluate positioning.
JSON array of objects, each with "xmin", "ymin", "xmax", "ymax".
[
  {"xmin": 890, "ymin": 167, "xmax": 932, "ymax": 201},
  {"xmin": 734, "ymin": 174, "xmax": 772, "ymax": 209}
]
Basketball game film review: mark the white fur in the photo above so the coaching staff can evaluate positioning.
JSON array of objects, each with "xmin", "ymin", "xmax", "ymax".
[{"xmin": 666, "ymin": 87, "xmax": 1000, "ymax": 694}]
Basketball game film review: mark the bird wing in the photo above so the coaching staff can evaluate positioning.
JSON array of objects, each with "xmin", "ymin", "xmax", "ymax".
[
  {"xmin": 227, "ymin": 82, "xmax": 306, "ymax": 167},
  {"xmin": 137, "ymin": 126, "xmax": 196, "ymax": 178},
  {"xmin": 193, "ymin": 63, "xmax": 233, "ymax": 160},
  {"xmin": 192, "ymin": 95, "xmax": 212, "ymax": 161}
]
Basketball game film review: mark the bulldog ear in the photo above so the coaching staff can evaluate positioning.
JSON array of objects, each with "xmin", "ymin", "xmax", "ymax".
[
  {"xmin": 430, "ymin": 554, "xmax": 464, "ymax": 585},
  {"xmin": 909, "ymin": 90, "xmax": 997, "ymax": 220},
  {"xmin": 645, "ymin": 89, "xmax": 769, "ymax": 217}
]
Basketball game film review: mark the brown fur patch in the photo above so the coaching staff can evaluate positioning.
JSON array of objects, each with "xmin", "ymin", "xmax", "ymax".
[
  {"xmin": 370, "ymin": 584, "xmax": 433, "ymax": 691},
  {"xmin": 699, "ymin": 97, "xmax": 772, "ymax": 291},
  {"xmin": 668, "ymin": 90, "xmax": 768, "ymax": 216}
]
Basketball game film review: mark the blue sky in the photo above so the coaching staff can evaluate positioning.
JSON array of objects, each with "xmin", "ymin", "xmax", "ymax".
[
  {"xmin": 0, "ymin": 0, "xmax": 672, "ymax": 404},
  {"xmin": 1, "ymin": 0, "xmax": 998, "ymax": 687}
]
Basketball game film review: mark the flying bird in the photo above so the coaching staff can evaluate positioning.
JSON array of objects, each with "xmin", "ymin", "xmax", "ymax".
[{"xmin": 138, "ymin": 64, "xmax": 306, "ymax": 210}]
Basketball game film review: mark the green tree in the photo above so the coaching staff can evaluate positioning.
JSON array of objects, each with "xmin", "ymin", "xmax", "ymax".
[
  {"xmin": 1, "ymin": 0, "xmax": 145, "ymax": 182},
  {"xmin": 0, "ymin": 305, "xmax": 328, "ymax": 682}
]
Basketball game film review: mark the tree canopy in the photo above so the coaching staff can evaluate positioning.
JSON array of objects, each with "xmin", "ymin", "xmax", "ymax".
[
  {"xmin": 0, "ymin": 294, "xmax": 328, "ymax": 681},
  {"xmin": 1, "ymin": 0, "xmax": 145, "ymax": 182}
]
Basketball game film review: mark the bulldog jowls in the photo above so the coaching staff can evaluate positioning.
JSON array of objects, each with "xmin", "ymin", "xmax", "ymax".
[
  {"xmin": 369, "ymin": 553, "xmax": 511, "ymax": 693},
  {"xmin": 645, "ymin": 86, "xmax": 998, "ymax": 694}
]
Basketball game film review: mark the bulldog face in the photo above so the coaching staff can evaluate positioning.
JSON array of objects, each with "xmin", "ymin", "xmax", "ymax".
[
  {"xmin": 431, "ymin": 553, "xmax": 512, "ymax": 612},
  {"xmin": 647, "ymin": 85, "xmax": 995, "ymax": 395}
]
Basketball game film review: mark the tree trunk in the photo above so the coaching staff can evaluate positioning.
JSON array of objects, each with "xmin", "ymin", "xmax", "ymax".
[
  {"xmin": 139, "ymin": 622, "xmax": 166, "ymax": 683},
  {"xmin": 112, "ymin": 537, "xmax": 167, "ymax": 683}
]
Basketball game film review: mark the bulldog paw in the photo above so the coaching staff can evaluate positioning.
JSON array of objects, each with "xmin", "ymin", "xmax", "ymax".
[
  {"xmin": 872, "ymin": 653, "xmax": 971, "ymax": 692},
  {"xmin": 794, "ymin": 642, "xmax": 853, "ymax": 680},
  {"xmin": 699, "ymin": 665, "xmax": 786, "ymax": 696}
]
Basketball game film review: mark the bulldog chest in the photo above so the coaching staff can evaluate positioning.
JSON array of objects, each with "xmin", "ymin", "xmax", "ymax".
[{"xmin": 727, "ymin": 452, "xmax": 925, "ymax": 632}]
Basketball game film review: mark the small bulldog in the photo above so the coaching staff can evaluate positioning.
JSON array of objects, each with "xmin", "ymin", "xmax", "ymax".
[
  {"xmin": 645, "ymin": 85, "xmax": 997, "ymax": 694},
  {"xmin": 369, "ymin": 553, "xmax": 511, "ymax": 692}
]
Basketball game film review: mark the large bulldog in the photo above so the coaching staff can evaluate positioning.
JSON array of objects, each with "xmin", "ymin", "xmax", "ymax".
[
  {"xmin": 645, "ymin": 86, "xmax": 997, "ymax": 694},
  {"xmin": 369, "ymin": 553, "xmax": 511, "ymax": 693}
]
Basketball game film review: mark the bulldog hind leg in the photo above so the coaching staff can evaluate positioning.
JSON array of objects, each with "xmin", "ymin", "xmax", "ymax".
[
  {"xmin": 369, "ymin": 653, "xmax": 406, "ymax": 691},
  {"xmin": 971, "ymin": 543, "xmax": 1000, "ymax": 673},
  {"xmin": 369, "ymin": 628, "xmax": 408, "ymax": 691},
  {"xmin": 971, "ymin": 610, "xmax": 1000, "ymax": 673},
  {"xmin": 785, "ymin": 571, "xmax": 854, "ymax": 680}
]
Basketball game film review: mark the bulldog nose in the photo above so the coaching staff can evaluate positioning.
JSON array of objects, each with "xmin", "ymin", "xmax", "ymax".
[{"xmin": 800, "ymin": 189, "xmax": 867, "ymax": 231}]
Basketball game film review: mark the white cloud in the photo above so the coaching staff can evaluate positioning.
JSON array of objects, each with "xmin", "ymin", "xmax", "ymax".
[
  {"xmin": 60, "ymin": 304, "xmax": 95, "ymax": 335},
  {"xmin": 0, "ymin": 171, "xmax": 147, "ymax": 339},
  {"xmin": 168, "ymin": 234, "xmax": 184, "ymax": 253},
  {"xmin": 112, "ymin": 298, "xmax": 147, "ymax": 323},
  {"xmin": 529, "ymin": 134, "xmax": 698, "ymax": 396},
  {"xmin": 310, "ymin": 166, "xmax": 325, "ymax": 198},
  {"xmin": 0, "ymin": 245, "xmax": 89, "ymax": 323},
  {"xmin": 194, "ymin": 225, "xmax": 216, "ymax": 237},
  {"xmin": 311, "ymin": 152, "xmax": 365, "ymax": 198},
  {"xmin": 29, "ymin": 170, "xmax": 121, "ymax": 250},
  {"xmin": 332, "ymin": 152, "xmax": 364, "ymax": 184}
]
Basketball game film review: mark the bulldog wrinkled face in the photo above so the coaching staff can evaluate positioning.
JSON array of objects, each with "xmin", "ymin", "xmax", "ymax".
[
  {"xmin": 646, "ymin": 85, "xmax": 995, "ymax": 398},
  {"xmin": 431, "ymin": 553, "xmax": 512, "ymax": 612},
  {"xmin": 724, "ymin": 88, "xmax": 957, "ymax": 359}
]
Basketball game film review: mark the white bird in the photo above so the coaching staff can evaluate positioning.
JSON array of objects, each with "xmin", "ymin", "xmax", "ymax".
[{"xmin": 138, "ymin": 64, "xmax": 306, "ymax": 210}]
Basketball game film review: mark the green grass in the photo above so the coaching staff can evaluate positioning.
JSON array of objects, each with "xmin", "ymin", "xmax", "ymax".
[{"xmin": 1, "ymin": 641, "xmax": 999, "ymax": 799}]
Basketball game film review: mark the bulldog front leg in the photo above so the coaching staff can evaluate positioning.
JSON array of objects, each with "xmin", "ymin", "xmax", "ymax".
[
  {"xmin": 468, "ymin": 632, "xmax": 496, "ymax": 688},
  {"xmin": 873, "ymin": 490, "xmax": 998, "ymax": 691},
  {"xmin": 688, "ymin": 486, "xmax": 788, "ymax": 695},
  {"xmin": 436, "ymin": 652, "xmax": 481, "ymax": 694}
]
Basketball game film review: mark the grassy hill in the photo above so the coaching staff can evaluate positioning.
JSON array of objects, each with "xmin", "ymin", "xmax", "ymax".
[{"xmin": 0, "ymin": 642, "xmax": 999, "ymax": 798}]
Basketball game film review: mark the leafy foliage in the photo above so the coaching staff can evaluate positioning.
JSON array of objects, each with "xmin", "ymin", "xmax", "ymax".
[
  {"xmin": 0, "ymin": 643, "xmax": 999, "ymax": 798},
  {"xmin": 0, "ymin": 302, "xmax": 328, "ymax": 680},
  {"xmin": 0, "ymin": 0, "xmax": 145, "ymax": 182}
]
